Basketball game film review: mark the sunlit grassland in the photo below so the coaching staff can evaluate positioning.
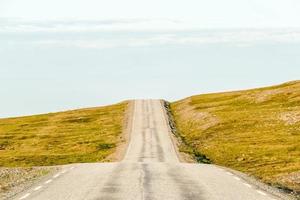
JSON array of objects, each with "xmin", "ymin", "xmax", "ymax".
[
  {"xmin": 0, "ymin": 102, "xmax": 128, "ymax": 167},
  {"xmin": 171, "ymin": 81, "xmax": 300, "ymax": 192}
]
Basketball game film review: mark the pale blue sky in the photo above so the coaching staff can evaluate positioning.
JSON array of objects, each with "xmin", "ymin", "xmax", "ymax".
[
  {"xmin": 1, "ymin": 0, "xmax": 300, "ymax": 117},
  {"xmin": 1, "ymin": 0, "xmax": 300, "ymax": 28}
]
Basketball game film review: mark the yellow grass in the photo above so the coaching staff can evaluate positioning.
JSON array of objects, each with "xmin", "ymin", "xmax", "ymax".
[
  {"xmin": 170, "ymin": 81, "xmax": 300, "ymax": 193},
  {"xmin": 0, "ymin": 102, "xmax": 128, "ymax": 167}
]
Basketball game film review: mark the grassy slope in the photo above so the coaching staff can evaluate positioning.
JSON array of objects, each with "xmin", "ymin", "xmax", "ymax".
[
  {"xmin": 0, "ymin": 102, "xmax": 127, "ymax": 167},
  {"xmin": 171, "ymin": 81, "xmax": 300, "ymax": 193}
]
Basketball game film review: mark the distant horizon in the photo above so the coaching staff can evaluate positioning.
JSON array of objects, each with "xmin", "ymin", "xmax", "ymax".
[
  {"xmin": 1, "ymin": 0, "xmax": 300, "ymax": 118},
  {"xmin": 1, "ymin": 79, "xmax": 297, "ymax": 119},
  {"xmin": 1, "ymin": 32, "xmax": 299, "ymax": 118}
]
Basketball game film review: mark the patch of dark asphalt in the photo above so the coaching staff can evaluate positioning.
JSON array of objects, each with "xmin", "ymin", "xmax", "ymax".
[
  {"xmin": 138, "ymin": 129, "xmax": 147, "ymax": 162},
  {"xmin": 151, "ymin": 128, "xmax": 165, "ymax": 162},
  {"xmin": 98, "ymin": 163, "xmax": 130, "ymax": 199},
  {"xmin": 150, "ymin": 103, "xmax": 165, "ymax": 163},
  {"xmin": 141, "ymin": 163, "xmax": 152, "ymax": 200},
  {"xmin": 167, "ymin": 165, "xmax": 204, "ymax": 200}
]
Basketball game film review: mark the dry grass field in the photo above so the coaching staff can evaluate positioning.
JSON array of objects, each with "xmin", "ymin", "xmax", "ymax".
[
  {"xmin": 170, "ymin": 81, "xmax": 300, "ymax": 193},
  {"xmin": 0, "ymin": 102, "xmax": 128, "ymax": 167}
]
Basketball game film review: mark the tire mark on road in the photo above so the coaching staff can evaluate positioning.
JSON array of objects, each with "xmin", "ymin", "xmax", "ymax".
[
  {"xmin": 167, "ymin": 165, "xmax": 204, "ymax": 200},
  {"xmin": 149, "ymin": 101, "xmax": 165, "ymax": 162},
  {"xmin": 138, "ymin": 129, "xmax": 147, "ymax": 162},
  {"xmin": 97, "ymin": 163, "xmax": 130, "ymax": 200},
  {"xmin": 140, "ymin": 163, "xmax": 153, "ymax": 200}
]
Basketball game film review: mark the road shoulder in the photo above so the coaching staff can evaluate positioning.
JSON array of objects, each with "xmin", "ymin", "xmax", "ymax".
[
  {"xmin": 106, "ymin": 100, "xmax": 134, "ymax": 162},
  {"xmin": 161, "ymin": 100, "xmax": 195, "ymax": 163},
  {"xmin": 0, "ymin": 166, "xmax": 59, "ymax": 200}
]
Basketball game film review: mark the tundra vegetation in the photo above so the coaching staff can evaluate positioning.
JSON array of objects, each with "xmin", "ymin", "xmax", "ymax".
[
  {"xmin": 171, "ymin": 81, "xmax": 300, "ymax": 194},
  {"xmin": 0, "ymin": 102, "xmax": 128, "ymax": 167}
]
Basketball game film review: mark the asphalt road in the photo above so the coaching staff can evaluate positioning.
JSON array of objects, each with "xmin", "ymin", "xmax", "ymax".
[{"xmin": 14, "ymin": 100, "xmax": 282, "ymax": 200}]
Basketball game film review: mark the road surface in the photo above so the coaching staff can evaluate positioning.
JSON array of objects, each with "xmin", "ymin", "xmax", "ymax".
[{"xmin": 14, "ymin": 100, "xmax": 281, "ymax": 200}]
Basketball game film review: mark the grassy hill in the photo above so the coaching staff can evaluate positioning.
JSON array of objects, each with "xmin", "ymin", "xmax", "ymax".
[
  {"xmin": 170, "ymin": 81, "xmax": 300, "ymax": 193},
  {"xmin": 0, "ymin": 102, "xmax": 128, "ymax": 167}
]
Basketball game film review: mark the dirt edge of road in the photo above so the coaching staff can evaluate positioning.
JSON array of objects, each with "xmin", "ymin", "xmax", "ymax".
[
  {"xmin": 161, "ymin": 100, "xmax": 195, "ymax": 163},
  {"xmin": 106, "ymin": 100, "xmax": 134, "ymax": 162},
  {"xmin": 224, "ymin": 166, "xmax": 298, "ymax": 200},
  {"xmin": 0, "ymin": 166, "xmax": 60, "ymax": 200}
]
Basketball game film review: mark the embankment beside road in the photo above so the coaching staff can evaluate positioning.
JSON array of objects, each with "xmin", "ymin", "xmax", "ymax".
[{"xmin": 169, "ymin": 81, "xmax": 300, "ymax": 197}]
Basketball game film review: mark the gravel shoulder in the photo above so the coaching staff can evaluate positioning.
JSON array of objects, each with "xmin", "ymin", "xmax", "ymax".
[
  {"xmin": 162, "ymin": 100, "xmax": 195, "ymax": 163},
  {"xmin": 0, "ymin": 166, "xmax": 60, "ymax": 199},
  {"xmin": 221, "ymin": 166, "xmax": 298, "ymax": 200},
  {"xmin": 105, "ymin": 100, "xmax": 134, "ymax": 162}
]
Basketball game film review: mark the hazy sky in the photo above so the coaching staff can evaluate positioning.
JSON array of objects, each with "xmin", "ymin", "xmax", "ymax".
[
  {"xmin": 1, "ymin": 0, "xmax": 300, "ymax": 117},
  {"xmin": 1, "ymin": 0, "xmax": 300, "ymax": 28}
]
